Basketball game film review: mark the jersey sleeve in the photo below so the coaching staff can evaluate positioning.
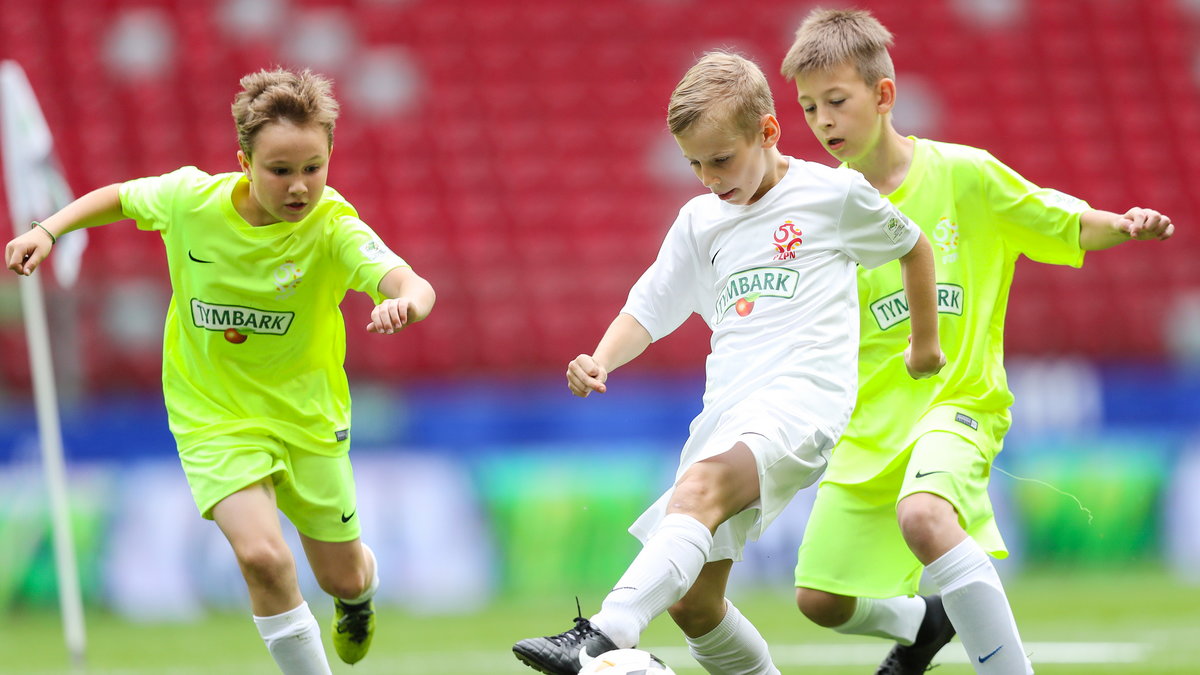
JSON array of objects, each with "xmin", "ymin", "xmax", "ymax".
[
  {"xmin": 979, "ymin": 152, "xmax": 1087, "ymax": 267},
  {"xmin": 118, "ymin": 166, "xmax": 205, "ymax": 233},
  {"xmin": 837, "ymin": 171, "xmax": 921, "ymax": 269},
  {"xmin": 620, "ymin": 207, "xmax": 706, "ymax": 342},
  {"xmin": 330, "ymin": 215, "xmax": 409, "ymax": 304}
]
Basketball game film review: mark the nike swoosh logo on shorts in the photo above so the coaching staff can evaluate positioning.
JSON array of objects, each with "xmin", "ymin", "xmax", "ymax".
[{"xmin": 341, "ymin": 510, "xmax": 356, "ymax": 523}]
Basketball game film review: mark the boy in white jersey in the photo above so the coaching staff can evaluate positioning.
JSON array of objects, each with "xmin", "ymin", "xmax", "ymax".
[
  {"xmin": 513, "ymin": 51, "xmax": 944, "ymax": 675},
  {"xmin": 781, "ymin": 9, "xmax": 1174, "ymax": 675},
  {"xmin": 5, "ymin": 68, "xmax": 436, "ymax": 675}
]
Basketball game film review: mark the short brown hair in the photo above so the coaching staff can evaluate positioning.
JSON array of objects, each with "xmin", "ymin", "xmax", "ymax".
[
  {"xmin": 667, "ymin": 51, "xmax": 775, "ymax": 138},
  {"xmin": 780, "ymin": 8, "xmax": 895, "ymax": 85},
  {"xmin": 231, "ymin": 68, "xmax": 340, "ymax": 156}
]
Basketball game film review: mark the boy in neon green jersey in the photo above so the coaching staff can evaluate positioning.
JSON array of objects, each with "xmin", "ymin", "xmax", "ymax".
[
  {"xmin": 780, "ymin": 9, "xmax": 1174, "ymax": 675},
  {"xmin": 5, "ymin": 68, "xmax": 435, "ymax": 675},
  {"xmin": 514, "ymin": 50, "xmax": 943, "ymax": 675}
]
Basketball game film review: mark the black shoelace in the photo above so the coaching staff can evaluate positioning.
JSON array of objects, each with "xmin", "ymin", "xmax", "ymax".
[
  {"xmin": 547, "ymin": 598, "xmax": 596, "ymax": 646},
  {"xmin": 336, "ymin": 601, "xmax": 373, "ymax": 642}
]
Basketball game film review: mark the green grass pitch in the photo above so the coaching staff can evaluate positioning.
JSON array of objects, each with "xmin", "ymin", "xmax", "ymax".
[{"xmin": 2, "ymin": 566, "xmax": 1197, "ymax": 674}]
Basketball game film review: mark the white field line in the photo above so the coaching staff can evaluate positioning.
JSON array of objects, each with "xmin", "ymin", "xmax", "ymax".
[
  {"xmin": 656, "ymin": 641, "xmax": 1150, "ymax": 666},
  {"xmin": 13, "ymin": 641, "xmax": 1149, "ymax": 674}
]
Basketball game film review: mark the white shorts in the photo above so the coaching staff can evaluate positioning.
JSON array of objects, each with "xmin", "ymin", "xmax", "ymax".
[{"xmin": 629, "ymin": 402, "xmax": 836, "ymax": 561}]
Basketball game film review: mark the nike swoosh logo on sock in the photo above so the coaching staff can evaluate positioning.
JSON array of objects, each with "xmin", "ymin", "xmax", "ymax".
[{"xmin": 978, "ymin": 645, "xmax": 1003, "ymax": 663}]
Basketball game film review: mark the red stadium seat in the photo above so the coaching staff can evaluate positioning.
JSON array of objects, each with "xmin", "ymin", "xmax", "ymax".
[{"xmin": 0, "ymin": 0, "xmax": 1195, "ymax": 388}]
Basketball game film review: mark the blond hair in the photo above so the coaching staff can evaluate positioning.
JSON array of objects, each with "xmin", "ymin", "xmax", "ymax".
[
  {"xmin": 667, "ymin": 51, "xmax": 775, "ymax": 138},
  {"xmin": 780, "ymin": 8, "xmax": 895, "ymax": 85},
  {"xmin": 231, "ymin": 68, "xmax": 340, "ymax": 156}
]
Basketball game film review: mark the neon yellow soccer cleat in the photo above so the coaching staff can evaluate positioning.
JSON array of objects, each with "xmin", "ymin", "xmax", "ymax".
[{"xmin": 332, "ymin": 598, "xmax": 375, "ymax": 665}]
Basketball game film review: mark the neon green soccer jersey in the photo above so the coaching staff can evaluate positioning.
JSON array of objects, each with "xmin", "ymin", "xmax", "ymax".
[
  {"xmin": 119, "ymin": 166, "xmax": 407, "ymax": 455},
  {"xmin": 826, "ymin": 139, "xmax": 1090, "ymax": 483}
]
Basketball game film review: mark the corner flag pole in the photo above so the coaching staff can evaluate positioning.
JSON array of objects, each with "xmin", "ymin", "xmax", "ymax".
[{"xmin": 1, "ymin": 60, "xmax": 87, "ymax": 668}]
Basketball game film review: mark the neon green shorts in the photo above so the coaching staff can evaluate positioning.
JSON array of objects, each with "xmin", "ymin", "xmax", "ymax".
[
  {"xmin": 178, "ymin": 432, "xmax": 361, "ymax": 542},
  {"xmin": 794, "ymin": 428, "xmax": 1006, "ymax": 598}
]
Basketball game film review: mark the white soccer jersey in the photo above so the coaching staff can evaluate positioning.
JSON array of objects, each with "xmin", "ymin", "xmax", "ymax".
[
  {"xmin": 622, "ymin": 157, "xmax": 921, "ymax": 558},
  {"xmin": 619, "ymin": 157, "xmax": 916, "ymax": 557},
  {"xmin": 625, "ymin": 157, "xmax": 919, "ymax": 442}
]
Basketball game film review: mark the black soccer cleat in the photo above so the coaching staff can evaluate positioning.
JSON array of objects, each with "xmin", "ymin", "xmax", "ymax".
[
  {"xmin": 513, "ymin": 614, "xmax": 620, "ymax": 675},
  {"xmin": 876, "ymin": 595, "xmax": 957, "ymax": 674}
]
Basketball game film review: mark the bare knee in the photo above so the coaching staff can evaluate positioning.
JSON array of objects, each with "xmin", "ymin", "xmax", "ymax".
[
  {"xmin": 233, "ymin": 539, "xmax": 295, "ymax": 589},
  {"xmin": 897, "ymin": 493, "xmax": 946, "ymax": 538},
  {"xmin": 670, "ymin": 473, "xmax": 729, "ymax": 527},
  {"xmin": 670, "ymin": 461, "xmax": 755, "ymax": 530},
  {"xmin": 668, "ymin": 595, "xmax": 725, "ymax": 638},
  {"xmin": 897, "ymin": 493, "xmax": 962, "ymax": 562},
  {"xmin": 306, "ymin": 542, "xmax": 373, "ymax": 600},
  {"xmin": 796, "ymin": 587, "xmax": 855, "ymax": 628}
]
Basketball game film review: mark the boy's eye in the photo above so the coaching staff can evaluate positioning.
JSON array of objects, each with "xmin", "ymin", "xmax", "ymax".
[
  {"xmin": 304, "ymin": 165, "xmax": 321, "ymax": 173},
  {"xmin": 829, "ymin": 99, "xmax": 845, "ymax": 106},
  {"xmin": 272, "ymin": 168, "xmax": 289, "ymax": 176},
  {"xmin": 714, "ymin": 157, "xmax": 729, "ymax": 165},
  {"xmin": 802, "ymin": 105, "xmax": 816, "ymax": 114}
]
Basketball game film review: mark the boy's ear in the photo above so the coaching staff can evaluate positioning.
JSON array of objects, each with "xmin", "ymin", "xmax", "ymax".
[
  {"xmin": 760, "ymin": 113, "xmax": 782, "ymax": 148},
  {"xmin": 237, "ymin": 149, "xmax": 252, "ymax": 180},
  {"xmin": 876, "ymin": 78, "xmax": 897, "ymax": 114}
]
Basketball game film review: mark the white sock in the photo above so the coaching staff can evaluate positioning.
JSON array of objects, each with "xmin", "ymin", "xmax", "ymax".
[
  {"xmin": 340, "ymin": 543, "xmax": 379, "ymax": 605},
  {"xmin": 686, "ymin": 600, "xmax": 780, "ymax": 675},
  {"xmin": 928, "ymin": 539, "xmax": 1032, "ymax": 674},
  {"xmin": 591, "ymin": 513, "xmax": 713, "ymax": 649},
  {"xmin": 252, "ymin": 601, "xmax": 332, "ymax": 675},
  {"xmin": 833, "ymin": 596, "xmax": 927, "ymax": 644}
]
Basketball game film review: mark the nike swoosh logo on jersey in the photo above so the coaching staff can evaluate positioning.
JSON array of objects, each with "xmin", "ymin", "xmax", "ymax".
[
  {"xmin": 914, "ymin": 470, "xmax": 948, "ymax": 478},
  {"xmin": 188, "ymin": 250, "xmax": 214, "ymax": 264},
  {"xmin": 341, "ymin": 510, "xmax": 356, "ymax": 523},
  {"xmin": 978, "ymin": 645, "xmax": 1003, "ymax": 663}
]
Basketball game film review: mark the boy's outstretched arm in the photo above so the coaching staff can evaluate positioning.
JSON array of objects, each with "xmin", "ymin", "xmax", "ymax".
[
  {"xmin": 1079, "ymin": 208, "xmax": 1174, "ymax": 250},
  {"xmin": 367, "ymin": 266, "xmax": 436, "ymax": 334},
  {"xmin": 5, "ymin": 184, "xmax": 125, "ymax": 276},
  {"xmin": 566, "ymin": 313, "xmax": 652, "ymax": 398},
  {"xmin": 899, "ymin": 232, "xmax": 945, "ymax": 379}
]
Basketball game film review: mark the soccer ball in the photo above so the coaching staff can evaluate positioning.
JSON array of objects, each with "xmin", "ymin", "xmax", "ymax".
[{"xmin": 577, "ymin": 648, "xmax": 677, "ymax": 674}]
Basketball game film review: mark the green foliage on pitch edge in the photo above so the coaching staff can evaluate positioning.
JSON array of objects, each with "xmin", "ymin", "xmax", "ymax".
[
  {"xmin": 1007, "ymin": 437, "xmax": 1170, "ymax": 566},
  {"xmin": 472, "ymin": 446, "xmax": 667, "ymax": 595},
  {"xmin": 0, "ymin": 469, "xmax": 109, "ymax": 610}
]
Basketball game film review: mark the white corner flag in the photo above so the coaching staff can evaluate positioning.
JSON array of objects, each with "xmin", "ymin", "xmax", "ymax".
[
  {"xmin": 2, "ymin": 60, "xmax": 86, "ymax": 284},
  {"xmin": 0, "ymin": 59, "xmax": 87, "ymax": 666}
]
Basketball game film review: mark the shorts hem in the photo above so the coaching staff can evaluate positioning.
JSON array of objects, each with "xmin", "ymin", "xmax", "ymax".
[
  {"xmin": 195, "ymin": 470, "xmax": 278, "ymax": 520},
  {"xmin": 793, "ymin": 575, "xmax": 920, "ymax": 599},
  {"xmin": 295, "ymin": 527, "xmax": 362, "ymax": 544}
]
